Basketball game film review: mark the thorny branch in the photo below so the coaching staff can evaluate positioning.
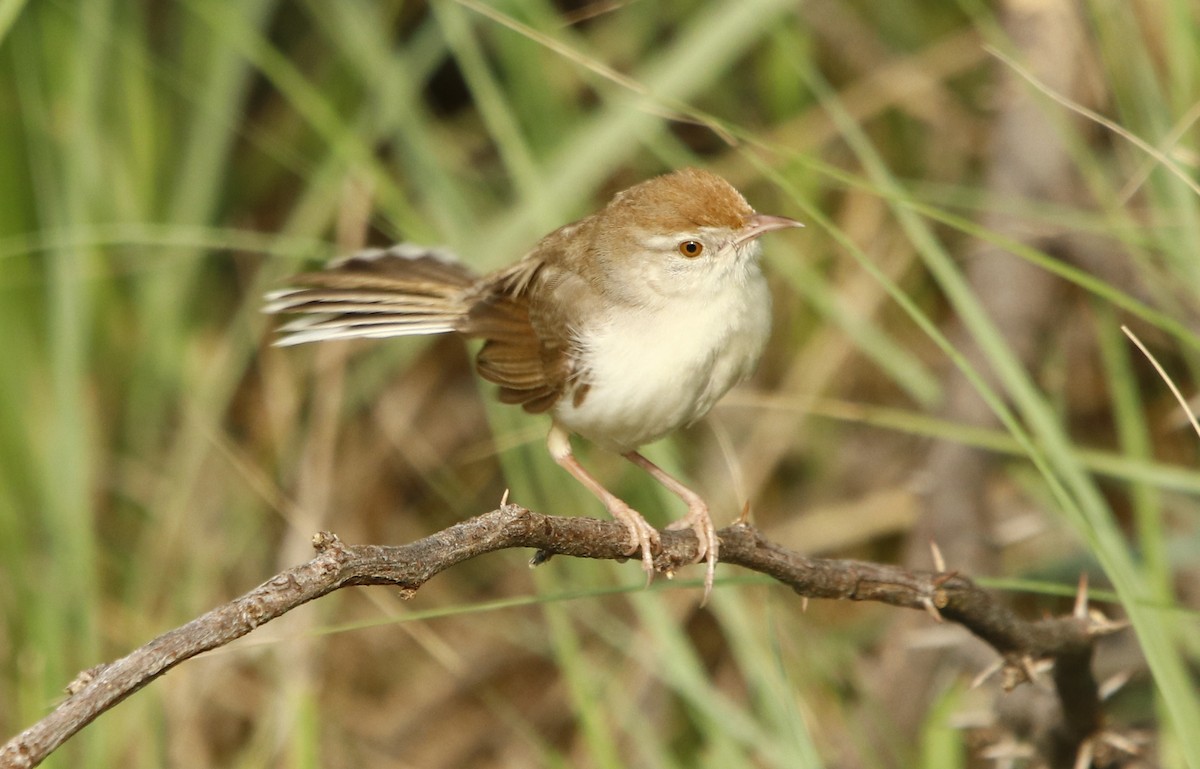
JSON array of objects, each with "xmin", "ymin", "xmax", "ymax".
[{"xmin": 0, "ymin": 505, "xmax": 1121, "ymax": 769}]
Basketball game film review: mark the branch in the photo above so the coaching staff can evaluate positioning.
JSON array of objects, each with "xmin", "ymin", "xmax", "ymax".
[{"xmin": 0, "ymin": 505, "xmax": 1112, "ymax": 768}]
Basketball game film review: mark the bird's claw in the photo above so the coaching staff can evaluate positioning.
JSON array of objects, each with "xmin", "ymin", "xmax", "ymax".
[
  {"xmin": 611, "ymin": 505, "xmax": 661, "ymax": 585},
  {"xmin": 667, "ymin": 506, "xmax": 718, "ymax": 604}
]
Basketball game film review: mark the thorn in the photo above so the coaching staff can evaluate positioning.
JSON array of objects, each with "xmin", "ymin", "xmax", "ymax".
[
  {"xmin": 1069, "ymin": 730, "xmax": 1145, "ymax": 769},
  {"xmin": 800, "ymin": 596, "xmax": 809, "ymax": 613},
  {"xmin": 736, "ymin": 499, "xmax": 752, "ymax": 526},
  {"xmin": 1019, "ymin": 655, "xmax": 1041, "ymax": 684},
  {"xmin": 1073, "ymin": 571, "xmax": 1089, "ymax": 619},
  {"xmin": 1099, "ymin": 670, "xmax": 1133, "ymax": 701},
  {"xmin": 929, "ymin": 539, "xmax": 946, "ymax": 572},
  {"xmin": 1099, "ymin": 730, "xmax": 1141, "ymax": 756},
  {"xmin": 970, "ymin": 659, "xmax": 1003, "ymax": 690},
  {"xmin": 932, "ymin": 570, "xmax": 959, "ymax": 589},
  {"xmin": 921, "ymin": 596, "xmax": 944, "ymax": 623},
  {"xmin": 979, "ymin": 737, "xmax": 1036, "ymax": 761},
  {"xmin": 1073, "ymin": 739, "xmax": 1094, "ymax": 769},
  {"xmin": 1018, "ymin": 656, "xmax": 1052, "ymax": 689},
  {"xmin": 998, "ymin": 656, "xmax": 1050, "ymax": 691},
  {"xmin": 1087, "ymin": 610, "xmax": 1131, "ymax": 637},
  {"xmin": 499, "ymin": 488, "xmax": 510, "ymax": 507},
  {"xmin": 1000, "ymin": 664, "xmax": 1024, "ymax": 692}
]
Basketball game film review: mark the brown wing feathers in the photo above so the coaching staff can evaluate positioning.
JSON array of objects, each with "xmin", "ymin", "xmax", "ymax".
[{"xmin": 466, "ymin": 292, "xmax": 566, "ymax": 413}]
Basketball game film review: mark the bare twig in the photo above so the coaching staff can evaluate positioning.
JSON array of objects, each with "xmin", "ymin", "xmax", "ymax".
[{"xmin": 0, "ymin": 506, "xmax": 1109, "ymax": 769}]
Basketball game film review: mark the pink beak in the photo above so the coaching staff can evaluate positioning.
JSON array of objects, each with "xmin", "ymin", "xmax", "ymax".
[{"xmin": 735, "ymin": 213, "xmax": 804, "ymax": 246}]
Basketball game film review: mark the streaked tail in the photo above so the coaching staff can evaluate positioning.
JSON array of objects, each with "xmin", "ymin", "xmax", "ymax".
[{"xmin": 264, "ymin": 245, "xmax": 479, "ymax": 346}]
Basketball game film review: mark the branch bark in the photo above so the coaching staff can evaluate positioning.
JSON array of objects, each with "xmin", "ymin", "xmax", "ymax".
[{"xmin": 0, "ymin": 505, "xmax": 1111, "ymax": 769}]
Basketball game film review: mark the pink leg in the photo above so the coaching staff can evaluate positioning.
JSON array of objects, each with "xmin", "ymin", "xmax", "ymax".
[
  {"xmin": 623, "ymin": 451, "xmax": 718, "ymax": 603},
  {"xmin": 547, "ymin": 425, "xmax": 659, "ymax": 581}
]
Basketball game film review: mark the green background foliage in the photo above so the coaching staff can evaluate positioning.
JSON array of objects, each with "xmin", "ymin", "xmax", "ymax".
[{"xmin": 1, "ymin": 1, "xmax": 1197, "ymax": 766}]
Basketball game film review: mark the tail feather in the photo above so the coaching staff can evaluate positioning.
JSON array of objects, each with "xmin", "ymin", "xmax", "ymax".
[
  {"xmin": 273, "ymin": 323, "xmax": 462, "ymax": 347},
  {"xmin": 278, "ymin": 314, "xmax": 462, "ymax": 333},
  {"xmin": 267, "ymin": 295, "xmax": 462, "ymax": 315},
  {"xmin": 265, "ymin": 245, "xmax": 478, "ymax": 346}
]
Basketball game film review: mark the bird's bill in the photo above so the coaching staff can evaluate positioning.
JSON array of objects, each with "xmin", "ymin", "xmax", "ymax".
[{"xmin": 735, "ymin": 213, "xmax": 805, "ymax": 246}]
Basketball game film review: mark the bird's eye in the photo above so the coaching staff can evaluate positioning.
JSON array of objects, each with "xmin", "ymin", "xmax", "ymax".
[{"xmin": 678, "ymin": 240, "xmax": 704, "ymax": 258}]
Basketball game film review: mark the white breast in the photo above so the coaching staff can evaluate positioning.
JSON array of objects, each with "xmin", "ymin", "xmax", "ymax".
[{"xmin": 553, "ymin": 271, "xmax": 771, "ymax": 453}]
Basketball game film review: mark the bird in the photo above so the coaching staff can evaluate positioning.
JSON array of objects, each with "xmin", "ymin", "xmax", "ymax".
[{"xmin": 264, "ymin": 167, "xmax": 802, "ymax": 600}]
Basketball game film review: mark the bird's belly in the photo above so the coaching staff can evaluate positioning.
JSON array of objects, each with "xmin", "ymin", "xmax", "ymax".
[{"xmin": 553, "ymin": 282, "xmax": 770, "ymax": 452}]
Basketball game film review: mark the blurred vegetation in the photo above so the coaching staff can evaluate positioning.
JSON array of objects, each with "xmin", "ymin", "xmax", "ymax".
[{"xmin": 1, "ymin": 0, "xmax": 1198, "ymax": 767}]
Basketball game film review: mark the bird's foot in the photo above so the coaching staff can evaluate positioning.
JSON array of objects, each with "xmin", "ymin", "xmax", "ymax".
[
  {"xmin": 608, "ymin": 502, "xmax": 661, "ymax": 586},
  {"xmin": 666, "ymin": 504, "xmax": 718, "ymax": 604}
]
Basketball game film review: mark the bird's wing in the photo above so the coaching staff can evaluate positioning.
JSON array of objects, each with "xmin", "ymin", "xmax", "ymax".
[{"xmin": 465, "ymin": 251, "xmax": 583, "ymax": 415}]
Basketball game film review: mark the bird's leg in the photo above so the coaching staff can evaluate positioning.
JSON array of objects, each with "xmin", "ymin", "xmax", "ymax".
[
  {"xmin": 547, "ymin": 425, "xmax": 660, "ymax": 581},
  {"xmin": 623, "ymin": 451, "xmax": 718, "ymax": 603}
]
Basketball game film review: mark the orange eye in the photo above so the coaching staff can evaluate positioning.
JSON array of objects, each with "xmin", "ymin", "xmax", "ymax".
[{"xmin": 678, "ymin": 240, "xmax": 704, "ymax": 257}]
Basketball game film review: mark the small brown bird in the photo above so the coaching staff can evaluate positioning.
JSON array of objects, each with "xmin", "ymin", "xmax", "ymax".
[{"xmin": 265, "ymin": 168, "xmax": 801, "ymax": 599}]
